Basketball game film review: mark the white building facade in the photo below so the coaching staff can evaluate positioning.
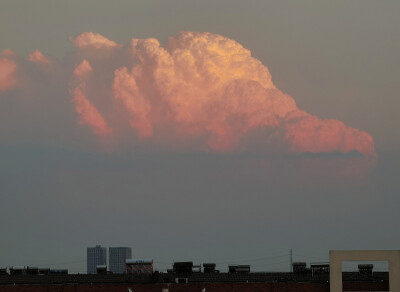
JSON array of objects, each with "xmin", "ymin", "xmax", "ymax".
[{"xmin": 87, "ymin": 245, "xmax": 107, "ymax": 274}]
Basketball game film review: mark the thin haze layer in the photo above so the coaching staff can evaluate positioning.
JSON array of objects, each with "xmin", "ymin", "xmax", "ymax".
[{"xmin": 0, "ymin": 31, "xmax": 375, "ymax": 156}]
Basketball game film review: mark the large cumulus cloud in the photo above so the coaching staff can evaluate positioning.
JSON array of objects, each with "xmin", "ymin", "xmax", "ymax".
[{"xmin": 0, "ymin": 31, "xmax": 375, "ymax": 156}]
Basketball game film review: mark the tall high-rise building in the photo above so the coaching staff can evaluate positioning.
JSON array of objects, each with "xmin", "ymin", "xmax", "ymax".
[
  {"xmin": 87, "ymin": 245, "xmax": 107, "ymax": 274},
  {"xmin": 109, "ymin": 247, "xmax": 132, "ymax": 274}
]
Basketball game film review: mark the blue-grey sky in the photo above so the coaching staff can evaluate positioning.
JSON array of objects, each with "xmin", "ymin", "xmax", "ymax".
[{"xmin": 0, "ymin": 0, "xmax": 399, "ymax": 273}]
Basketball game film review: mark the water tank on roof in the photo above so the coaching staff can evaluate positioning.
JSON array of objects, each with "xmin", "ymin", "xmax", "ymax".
[{"xmin": 96, "ymin": 265, "xmax": 107, "ymax": 274}]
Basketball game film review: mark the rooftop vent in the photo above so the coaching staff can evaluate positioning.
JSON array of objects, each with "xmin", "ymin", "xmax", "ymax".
[
  {"xmin": 173, "ymin": 262, "xmax": 193, "ymax": 274},
  {"xmin": 228, "ymin": 265, "xmax": 250, "ymax": 273},
  {"xmin": 358, "ymin": 264, "xmax": 373, "ymax": 276},
  {"xmin": 203, "ymin": 263, "xmax": 216, "ymax": 273},
  {"xmin": 96, "ymin": 265, "xmax": 107, "ymax": 275},
  {"xmin": 10, "ymin": 266, "xmax": 27, "ymax": 275},
  {"xmin": 310, "ymin": 264, "xmax": 329, "ymax": 276},
  {"xmin": 293, "ymin": 262, "xmax": 307, "ymax": 274},
  {"xmin": 26, "ymin": 267, "xmax": 39, "ymax": 275}
]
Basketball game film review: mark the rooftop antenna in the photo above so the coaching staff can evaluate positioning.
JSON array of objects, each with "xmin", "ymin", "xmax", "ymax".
[{"xmin": 290, "ymin": 249, "xmax": 293, "ymax": 272}]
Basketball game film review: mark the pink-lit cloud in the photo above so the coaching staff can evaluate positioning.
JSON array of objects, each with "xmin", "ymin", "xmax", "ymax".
[
  {"xmin": 0, "ymin": 58, "xmax": 17, "ymax": 91},
  {"xmin": 28, "ymin": 50, "xmax": 51, "ymax": 64},
  {"xmin": 116, "ymin": 31, "xmax": 373, "ymax": 155},
  {"xmin": 113, "ymin": 67, "xmax": 153, "ymax": 138},
  {"xmin": 71, "ymin": 82, "xmax": 112, "ymax": 136},
  {"xmin": 283, "ymin": 110, "xmax": 375, "ymax": 156},
  {"xmin": 73, "ymin": 59, "xmax": 93, "ymax": 79},
  {"xmin": 71, "ymin": 32, "xmax": 121, "ymax": 49},
  {"xmin": 0, "ymin": 31, "xmax": 376, "ymax": 157}
]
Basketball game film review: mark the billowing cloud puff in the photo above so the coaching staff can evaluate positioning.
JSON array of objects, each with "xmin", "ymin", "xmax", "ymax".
[
  {"xmin": 28, "ymin": 50, "xmax": 51, "ymax": 64},
  {"xmin": 71, "ymin": 32, "xmax": 121, "ymax": 49},
  {"xmin": 0, "ymin": 31, "xmax": 376, "ymax": 156},
  {"xmin": 73, "ymin": 59, "xmax": 93, "ymax": 79},
  {"xmin": 70, "ymin": 58, "xmax": 111, "ymax": 136},
  {"xmin": 283, "ymin": 110, "xmax": 375, "ymax": 155},
  {"xmin": 71, "ymin": 82, "xmax": 112, "ymax": 136},
  {"xmin": 0, "ymin": 58, "xmax": 17, "ymax": 91},
  {"xmin": 113, "ymin": 67, "xmax": 153, "ymax": 138},
  {"xmin": 110, "ymin": 31, "xmax": 373, "ymax": 155}
]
